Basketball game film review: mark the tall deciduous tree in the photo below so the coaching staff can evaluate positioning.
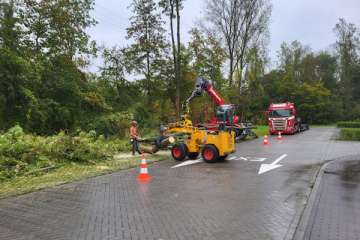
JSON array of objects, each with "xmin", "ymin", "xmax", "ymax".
[
  {"xmin": 126, "ymin": 0, "xmax": 168, "ymax": 99},
  {"xmin": 205, "ymin": 0, "xmax": 271, "ymax": 88},
  {"xmin": 20, "ymin": 0, "xmax": 97, "ymax": 60},
  {"xmin": 159, "ymin": 0, "xmax": 184, "ymax": 117},
  {"xmin": 188, "ymin": 28, "xmax": 226, "ymax": 88},
  {"xmin": 334, "ymin": 18, "xmax": 360, "ymax": 110}
]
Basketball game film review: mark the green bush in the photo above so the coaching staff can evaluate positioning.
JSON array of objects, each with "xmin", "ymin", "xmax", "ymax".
[
  {"xmin": 85, "ymin": 112, "xmax": 133, "ymax": 137},
  {"xmin": 339, "ymin": 128, "xmax": 360, "ymax": 141},
  {"xmin": 337, "ymin": 121, "xmax": 360, "ymax": 128},
  {"xmin": 0, "ymin": 125, "xmax": 130, "ymax": 180}
]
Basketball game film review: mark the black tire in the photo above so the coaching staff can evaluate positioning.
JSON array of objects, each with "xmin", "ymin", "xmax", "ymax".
[
  {"xmin": 171, "ymin": 143, "xmax": 187, "ymax": 161},
  {"xmin": 201, "ymin": 145, "xmax": 219, "ymax": 163},
  {"xmin": 219, "ymin": 154, "xmax": 228, "ymax": 162},
  {"xmin": 188, "ymin": 152, "xmax": 200, "ymax": 160},
  {"xmin": 247, "ymin": 130, "xmax": 258, "ymax": 139},
  {"xmin": 235, "ymin": 129, "xmax": 246, "ymax": 142}
]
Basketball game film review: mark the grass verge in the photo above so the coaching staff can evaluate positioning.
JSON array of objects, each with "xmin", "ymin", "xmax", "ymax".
[
  {"xmin": 253, "ymin": 125, "xmax": 268, "ymax": 137},
  {"xmin": 338, "ymin": 128, "xmax": 360, "ymax": 141},
  {"xmin": 0, "ymin": 152, "xmax": 169, "ymax": 199},
  {"xmin": 337, "ymin": 121, "xmax": 360, "ymax": 128}
]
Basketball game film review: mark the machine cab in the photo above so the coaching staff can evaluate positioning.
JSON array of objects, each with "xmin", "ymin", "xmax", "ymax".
[{"xmin": 216, "ymin": 104, "xmax": 235, "ymax": 125}]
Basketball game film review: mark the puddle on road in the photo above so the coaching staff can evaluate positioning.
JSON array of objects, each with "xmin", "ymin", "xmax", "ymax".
[{"xmin": 340, "ymin": 160, "xmax": 360, "ymax": 182}]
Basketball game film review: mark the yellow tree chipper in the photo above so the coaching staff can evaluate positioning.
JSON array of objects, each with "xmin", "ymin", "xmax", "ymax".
[{"xmin": 140, "ymin": 77, "xmax": 237, "ymax": 163}]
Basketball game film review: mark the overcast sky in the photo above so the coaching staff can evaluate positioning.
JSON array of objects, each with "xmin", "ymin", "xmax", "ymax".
[{"xmin": 87, "ymin": 0, "xmax": 360, "ymax": 71}]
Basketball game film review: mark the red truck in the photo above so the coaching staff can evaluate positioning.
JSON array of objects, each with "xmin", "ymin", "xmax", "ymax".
[{"xmin": 267, "ymin": 102, "xmax": 309, "ymax": 135}]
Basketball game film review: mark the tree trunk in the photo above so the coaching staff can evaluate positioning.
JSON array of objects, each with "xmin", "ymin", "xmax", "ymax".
[
  {"xmin": 146, "ymin": 51, "xmax": 151, "ymax": 98},
  {"xmin": 169, "ymin": 0, "xmax": 179, "ymax": 116},
  {"xmin": 229, "ymin": 53, "xmax": 234, "ymax": 85},
  {"xmin": 175, "ymin": 0, "xmax": 181, "ymax": 118},
  {"xmin": 145, "ymin": 21, "xmax": 151, "ymax": 99}
]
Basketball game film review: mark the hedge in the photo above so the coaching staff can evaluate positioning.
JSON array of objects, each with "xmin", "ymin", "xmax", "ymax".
[
  {"xmin": 339, "ymin": 128, "xmax": 360, "ymax": 141},
  {"xmin": 337, "ymin": 121, "xmax": 360, "ymax": 128}
]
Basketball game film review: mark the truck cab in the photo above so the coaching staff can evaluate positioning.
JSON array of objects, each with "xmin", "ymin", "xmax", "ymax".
[{"xmin": 267, "ymin": 102, "xmax": 300, "ymax": 135}]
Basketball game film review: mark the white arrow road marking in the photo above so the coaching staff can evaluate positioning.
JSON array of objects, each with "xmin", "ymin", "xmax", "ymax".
[
  {"xmin": 171, "ymin": 159, "xmax": 203, "ymax": 169},
  {"xmin": 228, "ymin": 156, "xmax": 238, "ymax": 161},
  {"xmin": 240, "ymin": 157, "xmax": 248, "ymax": 161},
  {"xmin": 258, "ymin": 154, "xmax": 288, "ymax": 175}
]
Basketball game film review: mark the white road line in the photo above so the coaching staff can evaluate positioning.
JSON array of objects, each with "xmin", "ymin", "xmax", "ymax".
[
  {"xmin": 171, "ymin": 159, "xmax": 203, "ymax": 169},
  {"xmin": 228, "ymin": 156, "xmax": 267, "ymax": 162},
  {"xmin": 250, "ymin": 158, "xmax": 267, "ymax": 162}
]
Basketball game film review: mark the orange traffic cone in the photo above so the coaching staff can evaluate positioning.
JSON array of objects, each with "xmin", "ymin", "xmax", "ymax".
[
  {"xmin": 263, "ymin": 135, "xmax": 269, "ymax": 145},
  {"xmin": 137, "ymin": 154, "xmax": 151, "ymax": 182},
  {"xmin": 277, "ymin": 132, "xmax": 283, "ymax": 140}
]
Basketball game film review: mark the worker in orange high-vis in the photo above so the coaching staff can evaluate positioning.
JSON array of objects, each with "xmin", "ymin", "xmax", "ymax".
[{"xmin": 130, "ymin": 120, "xmax": 141, "ymax": 155}]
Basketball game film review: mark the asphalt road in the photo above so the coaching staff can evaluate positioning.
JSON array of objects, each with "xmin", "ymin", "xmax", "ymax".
[{"xmin": 1, "ymin": 127, "xmax": 360, "ymax": 240}]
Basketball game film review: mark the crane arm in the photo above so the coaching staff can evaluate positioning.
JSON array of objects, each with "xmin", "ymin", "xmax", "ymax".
[
  {"xmin": 182, "ymin": 77, "xmax": 227, "ymax": 113},
  {"xmin": 185, "ymin": 77, "xmax": 225, "ymax": 106}
]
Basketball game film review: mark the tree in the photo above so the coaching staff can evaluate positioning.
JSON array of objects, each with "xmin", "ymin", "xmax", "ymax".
[
  {"xmin": 159, "ymin": 0, "xmax": 184, "ymax": 117},
  {"xmin": 334, "ymin": 18, "xmax": 360, "ymax": 115},
  {"xmin": 278, "ymin": 41, "xmax": 311, "ymax": 82},
  {"xmin": 0, "ymin": 0, "xmax": 22, "ymax": 52},
  {"xmin": 20, "ymin": 0, "xmax": 97, "ymax": 60},
  {"xmin": 188, "ymin": 28, "xmax": 226, "ymax": 88},
  {"xmin": 205, "ymin": 0, "xmax": 271, "ymax": 88},
  {"xmin": 315, "ymin": 52, "xmax": 337, "ymax": 91},
  {"xmin": 100, "ymin": 46, "xmax": 127, "ymax": 86},
  {"xmin": 126, "ymin": 0, "xmax": 168, "ymax": 99}
]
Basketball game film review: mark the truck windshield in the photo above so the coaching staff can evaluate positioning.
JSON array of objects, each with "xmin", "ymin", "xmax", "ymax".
[{"xmin": 269, "ymin": 109, "xmax": 291, "ymax": 118}]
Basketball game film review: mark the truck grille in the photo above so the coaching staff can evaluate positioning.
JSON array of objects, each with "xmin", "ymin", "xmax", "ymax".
[{"xmin": 272, "ymin": 119, "xmax": 286, "ymax": 130}]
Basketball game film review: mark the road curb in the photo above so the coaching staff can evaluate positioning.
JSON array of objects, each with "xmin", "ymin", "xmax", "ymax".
[
  {"xmin": 291, "ymin": 154, "xmax": 360, "ymax": 240},
  {"xmin": 290, "ymin": 160, "xmax": 331, "ymax": 240},
  {"xmin": 283, "ymin": 160, "xmax": 327, "ymax": 240}
]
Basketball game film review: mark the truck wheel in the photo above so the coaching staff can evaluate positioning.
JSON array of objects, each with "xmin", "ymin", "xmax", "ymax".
[
  {"xmin": 202, "ymin": 145, "xmax": 219, "ymax": 163},
  {"xmin": 171, "ymin": 143, "xmax": 187, "ymax": 161},
  {"xmin": 188, "ymin": 152, "xmax": 199, "ymax": 160}
]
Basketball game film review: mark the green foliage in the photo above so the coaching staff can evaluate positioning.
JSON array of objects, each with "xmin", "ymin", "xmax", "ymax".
[
  {"xmin": 125, "ymin": 0, "xmax": 168, "ymax": 99},
  {"xmin": 85, "ymin": 112, "xmax": 133, "ymax": 138},
  {"xmin": 0, "ymin": 125, "xmax": 129, "ymax": 181},
  {"xmin": 337, "ymin": 121, "xmax": 360, "ymax": 128},
  {"xmin": 338, "ymin": 128, "xmax": 360, "ymax": 141}
]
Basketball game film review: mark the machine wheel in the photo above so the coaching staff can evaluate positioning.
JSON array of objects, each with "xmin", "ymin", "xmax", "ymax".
[
  {"xmin": 235, "ymin": 129, "xmax": 246, "ymax": 142},
  {"xmin": 218, "ymin": 154, "xmax": 228, "ymax": 162},
  {"xmin": 188, "ymin": 152, "xmax": 200, "ymax": 160},
  {"xmin": 171, "ymin": 143, "xmax": 187, "ymax": 161},
  {"xmin": 202, "ymin": 145, "xmax": 219, "ymax": 163}
]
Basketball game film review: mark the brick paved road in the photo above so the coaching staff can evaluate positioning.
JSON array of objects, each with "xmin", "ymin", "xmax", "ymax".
[
  {"xmin": 1, "ymin": 127, "xmax": 360, "ymax": 240},
  {"xmin": 302, "ymin": 159, "xmax": 360, "ymax": 240}
]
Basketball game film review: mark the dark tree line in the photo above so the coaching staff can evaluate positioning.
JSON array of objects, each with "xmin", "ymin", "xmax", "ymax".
[{"xmin": 1, "ymin": 0, "xmax": 360, "ymax": 137}]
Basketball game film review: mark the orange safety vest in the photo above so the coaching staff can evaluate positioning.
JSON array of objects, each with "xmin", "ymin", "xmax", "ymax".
[{"xmin": 130, "ymin": 125, "xmax": 137, "ymax": 138}]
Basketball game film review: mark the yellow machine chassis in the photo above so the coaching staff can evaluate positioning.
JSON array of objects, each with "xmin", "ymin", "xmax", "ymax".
[{"xmin": 166, "ymin": 115, "xmax": 236, "ymax": 159}]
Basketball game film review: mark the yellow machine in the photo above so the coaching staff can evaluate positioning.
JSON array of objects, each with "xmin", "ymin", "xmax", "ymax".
[{"xmin": 165, "ymin": 114, "xmax": 235, "ymax": 163}]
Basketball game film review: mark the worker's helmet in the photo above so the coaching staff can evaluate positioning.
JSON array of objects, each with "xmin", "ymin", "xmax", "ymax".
[
  {"xmin": 159, "ymin": 125, "xmax": 166, "ymax": 133},
  {"xmin": 131, "ymin": 120, "xmax": 137, "ymax": 126}
]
